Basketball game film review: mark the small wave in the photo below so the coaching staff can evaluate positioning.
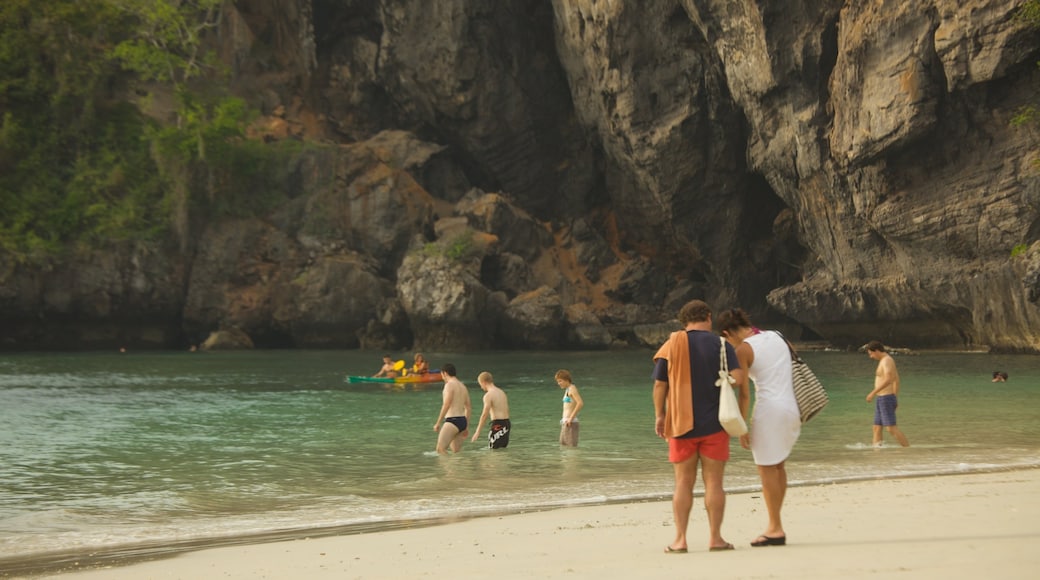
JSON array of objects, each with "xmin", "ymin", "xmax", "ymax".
[
  {"xmin": 0, "ymin": 372, "xmax": 254, "ymax": 390},
  {"xmin": 844, "ymin": 442, "xmax": 878, "ymax": 450},
  {"xmin": 843, "ymin": 441, "xmax": 994, "ymax": 451}
]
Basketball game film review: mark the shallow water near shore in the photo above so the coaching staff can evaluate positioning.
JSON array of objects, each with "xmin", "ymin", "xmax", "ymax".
[{"xmin": 1, "ymin": 348, "xmax": 1038, "ymax": 572}]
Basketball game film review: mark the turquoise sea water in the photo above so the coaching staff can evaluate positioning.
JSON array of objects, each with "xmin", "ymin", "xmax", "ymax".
[{"xmin": 1, "ymin": 348, "xmax": 1039, "ymax": 573}]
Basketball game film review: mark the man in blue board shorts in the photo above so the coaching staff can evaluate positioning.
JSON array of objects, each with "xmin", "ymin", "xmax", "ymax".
[{"xmin": 865, "ymin": 341, "xmax": 910, "ymax": 447}]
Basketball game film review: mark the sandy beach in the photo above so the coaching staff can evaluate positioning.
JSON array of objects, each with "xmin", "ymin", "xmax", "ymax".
[{"xmin": 27, "ymin": 468, "xmax": 1038, "ymax": 579}]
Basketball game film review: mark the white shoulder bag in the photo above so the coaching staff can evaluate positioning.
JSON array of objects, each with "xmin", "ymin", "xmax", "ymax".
[{"xmin": 716, "ymin": 337, "xmax": 748, "ymax": 436}]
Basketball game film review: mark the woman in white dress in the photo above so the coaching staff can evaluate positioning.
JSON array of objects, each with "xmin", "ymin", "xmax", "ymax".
[{"xmin": 716, "ymin": 308, "xmax": 800, "ymax": 547}]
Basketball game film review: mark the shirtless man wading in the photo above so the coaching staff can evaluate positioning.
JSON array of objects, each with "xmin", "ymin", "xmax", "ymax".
[
  {"xmin": 433, "ymin": 363, "xmax": 471, "ymax": 454},
  {"xmin": 865, "ymin": 341, "xmax": 910, "ymax": 447},
  {"xmin": 470, "ymin": 372, "xmax": 511, "ymax": 449}
]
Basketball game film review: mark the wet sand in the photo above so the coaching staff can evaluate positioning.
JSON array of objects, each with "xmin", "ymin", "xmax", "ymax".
[{"xmin": 35, "ymin": 468, "xmax": 1040, "ymax": 579}]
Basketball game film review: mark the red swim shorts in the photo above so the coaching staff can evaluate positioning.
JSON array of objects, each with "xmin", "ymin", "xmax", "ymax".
[{"xmin": 668, "ymin": 430, "xmax": 730, "ymax": 463}]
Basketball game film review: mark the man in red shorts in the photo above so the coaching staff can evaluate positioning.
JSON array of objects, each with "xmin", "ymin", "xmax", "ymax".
[{"xmin": 652, "ymin": 300, "xmax": 746, "ymax": 554}]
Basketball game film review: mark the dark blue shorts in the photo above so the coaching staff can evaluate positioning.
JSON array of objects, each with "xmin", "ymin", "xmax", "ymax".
[
  {"xmin": 874, "ymin": 395, "xmax": 898, "ymax": 426},
  {"xmin": 444, "ymin": 416, "xmax": 467, "ymax": 432}
]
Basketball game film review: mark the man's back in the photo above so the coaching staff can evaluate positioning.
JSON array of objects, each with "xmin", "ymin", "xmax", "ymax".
[
  {"xmin": 444, "ymin": 378, "xmax": 470, "ymax": 417},
  {"xmin": 485, "ymin": 385, "xmax": 509, "ymax": 420},
  {"xmin": 685, "ymin": 329, "xmax": 732, "ymax": 437}
]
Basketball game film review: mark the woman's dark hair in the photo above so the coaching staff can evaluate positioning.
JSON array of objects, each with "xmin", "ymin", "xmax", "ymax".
[{"xmin": 715, "ymin": 308, "xmax": 752, "ymax": 336}]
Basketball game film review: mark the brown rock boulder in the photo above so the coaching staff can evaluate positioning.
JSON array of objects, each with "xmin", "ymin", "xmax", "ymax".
[
  {"xmin": 564, "ymin": 303, "xmax": 613, "ymax": 350},
  {"xmin": 397, "ymin": 240, "xmax": 505, "ymax": 351},
  {"xmin": 201, "ymin": 328, "xmax": 255, "ymax": 350},
  {"xmin": 500, "ymin": 286, "xmax": 564, "ymax": 349},
  {"xmin": 276, "ymin": 254, "xmax": 395, "ymax": 348}
]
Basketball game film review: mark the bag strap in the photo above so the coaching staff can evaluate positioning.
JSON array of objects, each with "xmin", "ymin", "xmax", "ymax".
[
  {"xmin": 719, "ymin": 337, "xmax": 729, "ymax": 376},
  {"xmin": 774, "ymin": 330, "xmax": 802, "ymax": 363}
]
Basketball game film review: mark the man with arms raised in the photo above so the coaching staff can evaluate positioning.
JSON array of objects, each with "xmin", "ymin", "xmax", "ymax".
[{"xmin": 433, "ymin": 363, "xmax": 471, "ymax": 454}]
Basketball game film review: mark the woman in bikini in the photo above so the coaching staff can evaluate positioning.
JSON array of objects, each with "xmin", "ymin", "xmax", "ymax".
[{"xmin": 555, "ymin": 369, "xmax": 584, "ymax": 447}]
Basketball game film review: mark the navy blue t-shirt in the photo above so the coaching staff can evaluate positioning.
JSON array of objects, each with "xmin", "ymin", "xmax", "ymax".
[{"xmin": 652, "ymin": 330, "xmax": 740, "ymax": 438}]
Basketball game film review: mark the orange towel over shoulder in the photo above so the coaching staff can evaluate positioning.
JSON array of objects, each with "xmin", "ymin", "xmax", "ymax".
[{"xmin": 653, "ymin": 330, "xmax": 694, "ymax": 438}]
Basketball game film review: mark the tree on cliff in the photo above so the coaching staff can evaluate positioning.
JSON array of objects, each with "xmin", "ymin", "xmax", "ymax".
[
  {"xmin": 1021, "ymin": 0, "xmax": 1040, "ymax": 24},
  {"xmin": 1012, "ymin": 0, "xmax": 1040, "ymax": 158},
  {"xmin": 110, "ymin": 0, "xmax": 255, "ymax": 251},
  {"xmin": 0, "ymin": 0, "xmax": 298, "ymax": 259},
  {"xmin": 0, "ymin": 0, "xmax": 165, "ymax": 258}
]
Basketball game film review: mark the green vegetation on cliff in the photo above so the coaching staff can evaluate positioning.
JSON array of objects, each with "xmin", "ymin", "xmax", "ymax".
[
  {"xmin": 0, "ymin": 0, "xmax": 160, "ymax": 257},
  {"xmin": 423, "ymin": 229, "xmax": 480, "ymax": 262},
  {"xmin": 1020, "ymin": 0, "xmax": 1040, "ymax": 25},
  {"xmin": 0, "ymin": 0, "xmax": 305, "ymax": 260},
  {"xmin": 1013, "ymin": 1, "xmax": 1040, "ymax": 135}
]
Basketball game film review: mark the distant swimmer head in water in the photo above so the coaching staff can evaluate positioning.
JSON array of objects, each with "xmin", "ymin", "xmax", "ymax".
[{"xmin": 991, "ymin": 371, "xmax": 1008, "ymax": 382}]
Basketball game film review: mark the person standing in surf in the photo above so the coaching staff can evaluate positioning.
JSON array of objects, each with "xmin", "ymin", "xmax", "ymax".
[
  {"xmin": 865, "ymin": 341, "xmax": 910, "ymax": 447},
  {"xmin": 556, "ymin": 369, "xmax": 584, "ymax": 447},
  {"xmin": 471, "ymin": 371, "xmax": 511, "ymax": 449},
  {"xmin": 433, "ymin": 363, "xmax": 471, "ymax": 454}
]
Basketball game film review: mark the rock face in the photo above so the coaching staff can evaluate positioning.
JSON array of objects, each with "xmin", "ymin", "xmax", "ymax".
[
  {"xmin": 201, "ymin": 328, "xmax": 255, "ymax": 351},
  {"xmin": 0, "ymin": 245, "xmax": 185, "ymax": 349},
  {"xmin": 396, "ymin": 239, "xmax": 505, "ymax": 351},
  {"xmin": 2, "ymin": 0, "xmax": 1040, "ymax": 352}
]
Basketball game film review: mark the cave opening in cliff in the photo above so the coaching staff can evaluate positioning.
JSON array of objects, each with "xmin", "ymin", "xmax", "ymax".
[
  {"xmin": 312, "ymin": 0, "xmax": 381, "ymax": 47},
  {"xmin": 248, "ymin": 328, "xmax": 295, "ymax": 349},
  {"xmin": 740, "ymin": 174, "xmax": 808, "ymax": 293},
  {"xmin": 1028, "ymin": 217, "xmax": 1040, "ymax": 247}
]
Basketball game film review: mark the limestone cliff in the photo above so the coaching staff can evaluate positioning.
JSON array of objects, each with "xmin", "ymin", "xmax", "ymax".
[{"xmin": 2, "ymin": 0, "xmax": 1039, "ymax": 353}]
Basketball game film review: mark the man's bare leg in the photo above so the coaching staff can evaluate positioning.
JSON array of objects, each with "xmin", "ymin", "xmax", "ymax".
[
  {"xmin": 700, "ymin": 455, "xmax": 730, "ymax": 550},
  {"xmin": 886, "ymin": 425, "xmax": 910, "ymax": 447},
  {"xmin": 872, "ymin": 425, "xmax": 883, "ymax": 447},
  {"xmin": 757, "ymin": 462, "xmax": 787, "ymax": 539},
  {"xmin": 436, "ymin": 424, "xmax": 460, "ymax": 454},
  {"xmin": 668, "ymin": 455, "xmax": 699, "ymax": 552},
  {"xmin": 449, "ymin": 430, "xmax": 467, "ymax": 453}
]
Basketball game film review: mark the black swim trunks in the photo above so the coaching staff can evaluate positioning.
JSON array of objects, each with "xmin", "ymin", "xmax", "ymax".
[
  {"xmin": 444, "ymin": 416, "xmax": 467, "ymax": 432},
  {"xmin": 489, "ymin": 419, "xmax": 511, "ymax": 449}
]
